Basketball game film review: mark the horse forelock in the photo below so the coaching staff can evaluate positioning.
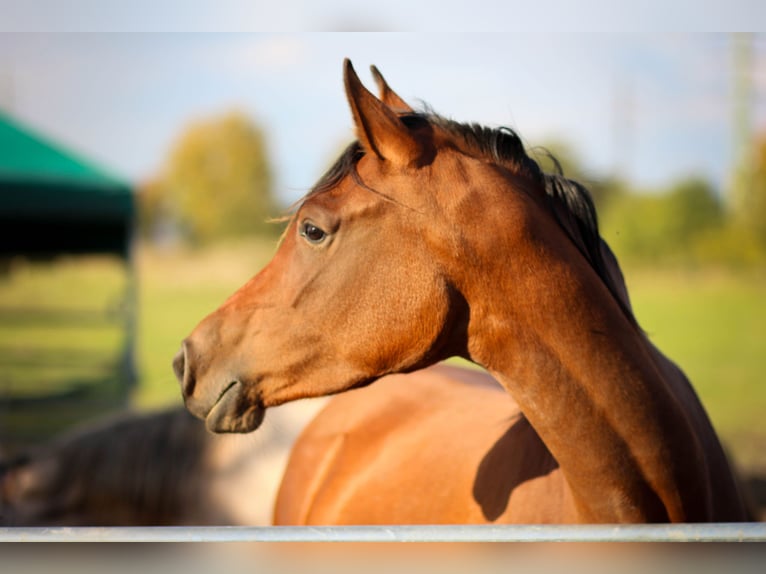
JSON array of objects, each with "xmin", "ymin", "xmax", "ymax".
[{"xmin": 294, "ymin": 109, "xmax": 636, "ymax": 326}]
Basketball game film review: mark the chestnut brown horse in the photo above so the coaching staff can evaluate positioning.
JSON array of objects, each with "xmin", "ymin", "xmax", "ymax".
[
  {"xmin": 175, "ymin": 60, "xmax": 750, "ymax": 523},
  {"xmin": 275, "ymin": 364, "xmax": 575, "ymax": 524},
  {"xmin": 274, "ymin": 228, "xmax": 753, "ymax": 524}
]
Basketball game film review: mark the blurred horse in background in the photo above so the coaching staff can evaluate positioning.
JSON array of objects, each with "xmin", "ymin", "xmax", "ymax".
[{"xmin": 0, "ymin": 399, "xmax": 325, "ymax": 526}]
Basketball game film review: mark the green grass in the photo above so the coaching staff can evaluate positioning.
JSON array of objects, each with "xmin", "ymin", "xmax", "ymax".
[
  {"xmin": 0, "ymin": 255, "xmax": 128, "ymax": 394},
  {"xmin": 134, "ymin": 239, "xmax": 278, "ymax": 407},
  {"xmin": 0, "ymin": 255, "xmax": 131, "ymax": 446},
  {"xmin": 133, "ymin": 242, "xmax": 765, "ymax": 471},
  {"xmin": 2, "ymin": 241, "xmax": 764, "ymax": 474},
  {"xmin": 625, "ymin": 269, "xmax": 766, "ymax": 471}
]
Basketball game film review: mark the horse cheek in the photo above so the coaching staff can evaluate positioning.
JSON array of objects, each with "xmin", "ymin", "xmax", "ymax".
[{"xmin": 377, "ymin": 274, "xmax": 451, "ymax": 372}]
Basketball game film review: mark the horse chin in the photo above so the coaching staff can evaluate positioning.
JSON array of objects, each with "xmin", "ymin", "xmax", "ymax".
[{"xmin": 204, "ymin": 381, "xmax": 265, "ymax": 434}]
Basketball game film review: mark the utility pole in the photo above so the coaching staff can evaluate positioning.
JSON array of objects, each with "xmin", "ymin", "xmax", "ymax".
[
  {"xmin": 611, "ymin": 74, "xmax": 634, "ymax": 183},
  {"xmin": 728, "ymin": 33, "xmax": 754, "ymax": 217}
]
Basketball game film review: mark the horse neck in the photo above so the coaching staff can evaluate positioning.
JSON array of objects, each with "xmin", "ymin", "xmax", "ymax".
[{"xmin": 458, "ymin": 228, "xmax": 713, "ymax": 522}]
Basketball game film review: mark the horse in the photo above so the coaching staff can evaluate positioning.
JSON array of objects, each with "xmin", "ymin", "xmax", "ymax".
[
  {"xmin": 1, "ymin": 399, "xmax": 325, "ymax": 526},
  {"xmin": 174, "ymin": 60, "xmax": 751, "ymax": 523},
  {"xmin": 275, "ymin": 363, "xmax": 574, "ymax": 524},
  {"xmin": 274, "ymin": 207, "xmax": 755, "ymax": 525}
]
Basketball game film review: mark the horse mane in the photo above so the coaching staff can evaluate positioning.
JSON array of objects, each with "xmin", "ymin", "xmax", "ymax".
[
  {"xmin": 6, "ymin": 408, "xmax": 210, "ymax": 524},
  {"xmin": 307, "ymin": 110, "xmax": 636, "ymax": 326}
]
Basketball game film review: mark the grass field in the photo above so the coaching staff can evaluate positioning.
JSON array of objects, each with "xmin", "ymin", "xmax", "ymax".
[
  {"xmin": 0, "ymin": 255, "xmax": 132, "ymax": 444},
  {"xmin": 626, "ymin": 270, "xmax": 766, "ymax": 471},
  {"xmin": 2, "ymin": 238, "xmax": 764, "ymax": 475},
  {"xmin": 135, "ymin": 240, "xmax": 766, "ymax": 473},
  {"xmin": 134, "ymin": 239, "xmax": 277, "ymax": 407}
]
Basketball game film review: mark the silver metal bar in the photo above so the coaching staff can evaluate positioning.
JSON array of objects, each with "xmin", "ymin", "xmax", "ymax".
[{"xmin": 1, "ymin": 523, "xmax": 765, "ymax": 543}]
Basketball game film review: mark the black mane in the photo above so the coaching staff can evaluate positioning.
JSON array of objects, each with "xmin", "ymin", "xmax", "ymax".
[{"xmin": 307, "ymin": 111, "xmax": 636, "ymax": 325}]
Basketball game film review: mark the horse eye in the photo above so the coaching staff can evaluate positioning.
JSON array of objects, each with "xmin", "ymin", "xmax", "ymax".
[{"xmin": 300, "ymin": 221, "xmax": 327, "ymax": 244}]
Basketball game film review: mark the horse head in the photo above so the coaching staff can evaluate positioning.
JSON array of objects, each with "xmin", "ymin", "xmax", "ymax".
[
  {"xmin": 174, "ymin": 60, "xmax": 752, "ymax": 524},
  {"xmin": 174, "ymin": 60, "xmax": 622, "ymax": 434}
]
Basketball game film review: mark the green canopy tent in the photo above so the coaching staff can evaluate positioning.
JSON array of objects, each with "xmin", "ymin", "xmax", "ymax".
[
  {"xmin": 0, "ymin": 111, "xmax": 137, "ymax": 449},
  {"xmin": 0, "ymin": 111, "xmax": 133, "ymax": 257}
]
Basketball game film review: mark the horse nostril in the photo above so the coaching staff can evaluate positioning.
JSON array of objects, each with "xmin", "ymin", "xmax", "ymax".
[
  {"xmin": 172, "ymin": 347, "xmax": 184, "ymax": 383},
  {"xmin": 173, "ymin": 342, "xmax": 194, "ymax": 396}
]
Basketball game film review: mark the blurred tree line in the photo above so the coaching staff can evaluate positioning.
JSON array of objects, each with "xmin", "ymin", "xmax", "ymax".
[
  {"xmin": 139, "ymin": 111, "xmax": 279, "ymax": 245},
  {"xmin": 538, "ymin": 135, "xmax": 766, "ymax": 269},
  {"xmin": 139, "ymin": 109, "xmax": 766, "ymax": 269}
]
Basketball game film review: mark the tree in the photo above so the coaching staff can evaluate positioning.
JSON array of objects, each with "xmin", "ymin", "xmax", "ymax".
[
  {"xmin": 600, "ymin": 176, "xmax": 725, "ymax": 266},
  {"xmin": 140, "ymin": 111, "xmax": 275, "ymax": 244},
  {"xmin": 743, "ymin": 133, "xmax": 766, "ymax": 246},
  {"xmin": 664, "ymin": 177, "xmax": 725, "ymax": 245}
]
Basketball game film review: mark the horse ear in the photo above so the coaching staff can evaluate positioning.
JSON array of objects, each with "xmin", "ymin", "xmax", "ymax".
[
  {"xmin": 370, "ymin": 65, "xmax": 413, "ymax": 112},
  {"xmin": 344, "ymin": 59, "xmax": 420, "ymax": 165}
]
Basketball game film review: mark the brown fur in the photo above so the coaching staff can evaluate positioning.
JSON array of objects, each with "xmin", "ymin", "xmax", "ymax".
[
  {"xmin": 175, "ymin": 60, "xmax": 750, "ymax": 523},
  {"xmin": 275, "ymin": 364, "xmax": 576, "ymax": 524},
  {"xmin": 275, "ymin": 245, "xmax": 752, "ymax": 525},
  {"xmin": 1, "ymin": 402, "xmax": 324, "ymax": 526}
]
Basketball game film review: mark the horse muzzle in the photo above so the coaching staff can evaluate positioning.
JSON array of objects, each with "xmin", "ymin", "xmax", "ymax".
[{"xmin": 173, "ymin": 341, "xmax": 265, "ymax": 434}]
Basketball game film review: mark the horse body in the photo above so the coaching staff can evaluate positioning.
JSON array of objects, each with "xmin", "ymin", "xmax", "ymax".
[
  {"xmin": 275, "ymin": 364, "xmax": 577, "ymax": 524},
  {"xmin": 175, "ymin": 61, "xmax": 750, "ymax": 523}
]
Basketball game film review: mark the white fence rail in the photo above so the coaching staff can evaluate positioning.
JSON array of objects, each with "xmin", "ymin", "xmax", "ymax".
[{"xmin": 2, "ymin": 523, "xmax": 765, "ymax": 543}]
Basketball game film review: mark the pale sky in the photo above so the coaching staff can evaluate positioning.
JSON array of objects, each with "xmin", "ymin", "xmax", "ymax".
[
  {"xmin": 1, "ymin": 4, "xmax": 765, "ymax": 206},
  {"xmin": 2, "ymin": 0, "xmax": 765, "ymax": 33}
]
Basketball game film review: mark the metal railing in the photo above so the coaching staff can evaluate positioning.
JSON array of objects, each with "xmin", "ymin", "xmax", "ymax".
[{"xmin": 2, "ymin": 523, "xmax": 765, "ymax": 543}]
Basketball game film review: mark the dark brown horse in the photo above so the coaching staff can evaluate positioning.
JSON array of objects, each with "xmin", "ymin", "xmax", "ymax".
[
  {"xmin": 1, "ymin": 401, "xmax": 324, "ymax": 526},
  {"xmin": 175, "ymin": 61, "xmax": 750, "ymax": 523}
]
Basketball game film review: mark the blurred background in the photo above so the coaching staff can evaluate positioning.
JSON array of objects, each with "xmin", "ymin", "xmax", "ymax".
[{"xmin": 1, "ymin": 27, "xmax": 765, "ymax": 521}]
